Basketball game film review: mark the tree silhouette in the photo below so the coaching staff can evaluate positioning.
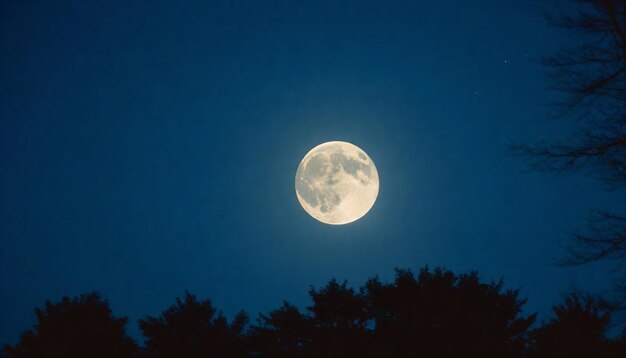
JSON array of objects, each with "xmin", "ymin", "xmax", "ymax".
[
  {"xmin": 249, "ymin": 279, "xmax": 371, "ymax": 357},
  {"xmin": 515, "ymin": 0, "xmax": 626, "ymax": 184},
  {"xmin": 1, "ymin": 292, "xmax": 139, "ymax": 358},
  {"xmin": 513, "ymin": 0, "xmax": 626, "ymax": 301},
  {"xmin": 529, "ymin": 292, "xmax": 625, "ymax": 357},
  {"xmin": 249, "ymin": 267, "xmax": 535, "ymax": 357},
  {"xmin": 305, "ymin": 279, "xmax": 372, "ymax": 357},
  {"xmin": 364, "ymin": 268, "xmax": 535, "ymax": 357},
  {"xmin": 248, "ymin": 301, "xmax": 313, "ymax": 357},
  {"xmin": 6, "ymin": 267, "xmax": 623, "ymax": 356},
  {"xmin": 139, "ymin": 292, "xmax": 247, "ymax": 358}
]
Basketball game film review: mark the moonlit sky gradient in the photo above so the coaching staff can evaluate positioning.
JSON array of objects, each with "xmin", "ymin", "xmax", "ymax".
[{"xmin": 0, "ymin": 0, "xmax": 619, "ymax": 342}]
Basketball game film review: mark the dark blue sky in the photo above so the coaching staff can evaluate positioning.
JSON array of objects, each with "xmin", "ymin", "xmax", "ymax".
[{"xmin": 1, "ymin": 0, "xmax": 618, "ymax": 343}]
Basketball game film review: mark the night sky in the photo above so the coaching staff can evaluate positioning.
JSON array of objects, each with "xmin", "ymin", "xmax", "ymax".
[{"xmin": 1, "ymin": 0, "xmax": 619, "ymax": 343}]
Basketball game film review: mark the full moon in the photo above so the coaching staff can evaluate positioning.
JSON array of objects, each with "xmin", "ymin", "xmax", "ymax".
[{"xmin": 295, "ymin": 141, "xmax": 379, "ymax": 225}]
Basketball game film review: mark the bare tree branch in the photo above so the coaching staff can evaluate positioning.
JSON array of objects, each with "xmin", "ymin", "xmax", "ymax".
[{"xmin": 514, "ymin": 1, "xmax": 626, "ymax": 312}]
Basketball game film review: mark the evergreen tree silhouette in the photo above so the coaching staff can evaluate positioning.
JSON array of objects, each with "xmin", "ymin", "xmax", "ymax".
[
  {"xmin": 249, "ymin": 267, "xmax": 535, "ymax": 357},
  {"xmin": 1, "ymin": 292, "xmax": 139, "ymax": 358},
  {"xmin": 139, "ymin": 291, "xmax": 247, "ymax": 358},
  {"xmin": 249, "ymin": 279, "xmax": 371, "ymax": 357},
  {"xmin": 364, "ymin": 267, "xmax": 535, "ymax": 357},
  {"xmin": 306, "ymin": 279, "xmax": 372, "ymax": 357},
  {"xmin": 8, "ymin": 267, "xmax": 623, "ymax": 356},
  {"xmin": 530, "ymin": 292, "xmax": 625, "ymax": 357},
  {"xmin": 248, "ymin": 301, "xmax": 313, "ymax": 357}
]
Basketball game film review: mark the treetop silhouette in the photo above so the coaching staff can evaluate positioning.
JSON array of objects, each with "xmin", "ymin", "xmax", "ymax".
[
  {"xmin": 3, "ymin": 267, "xmax": 625, "ymax": 357},
  {"xmin": 139, "ymin": 291, "xmax": 248, "ymax": 358},
  {"xmin": 1, "ymin": 293, "xmax": 139, "ymax": 358}
]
